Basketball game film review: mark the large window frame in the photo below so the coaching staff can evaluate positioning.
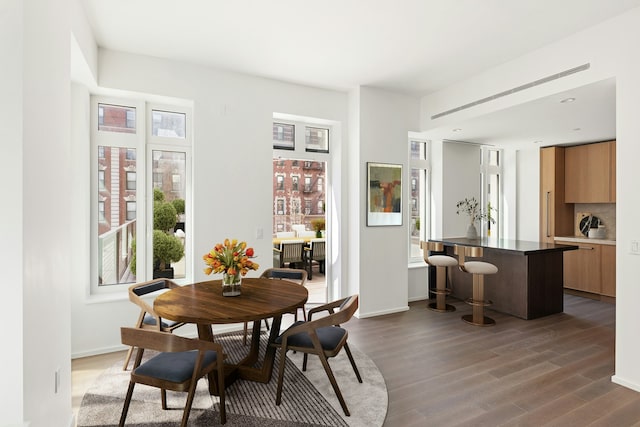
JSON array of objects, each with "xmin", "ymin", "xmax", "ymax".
[
  {"xmin": 90, "ymin": 96, "xmax": 192, "ymax": 295},
  {"xmin": 480, "ymin": 147, "xmax": 502, "ymax": 239},
  {"xmin": 409, "ymin": 139, "xmax": 430, "ymax": 264}
]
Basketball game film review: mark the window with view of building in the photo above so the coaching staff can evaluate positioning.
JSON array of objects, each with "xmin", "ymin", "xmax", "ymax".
[
  {"xmin": 482, "ymin": 148, "xmax": 502, "ymax": 238},
  {"xmin": 273, "ymin": 122, "xmax": 295, "ymax": 150},
  {"xmin": 305, "ymin": 126, "xmax": 329, "ymax": 152},
  {"xmin": 92, "ymin": 99, "xmax": 191, "ymax": 291}
]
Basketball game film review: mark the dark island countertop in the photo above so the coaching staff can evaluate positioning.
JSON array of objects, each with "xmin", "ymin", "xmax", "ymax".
[{"xmin": 429, "ymin": 237, "xmax": 578, "ymax": 255}]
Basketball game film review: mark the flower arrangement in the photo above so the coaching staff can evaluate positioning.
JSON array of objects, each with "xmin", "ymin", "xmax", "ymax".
[
  {"xmin": 310, "ymin": 218, "xmax": 326, "ymax": 237},
  {"xmin": 203, "ymin": 238, "xmax": 259, "ymax": 284},
  {"xmin": 456, "ymin": 197, "xmax": 496, "ymax": 225}
]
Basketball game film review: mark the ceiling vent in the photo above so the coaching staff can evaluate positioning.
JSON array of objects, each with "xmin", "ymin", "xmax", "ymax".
[{"xmin": 431, "ymin": 63, "xmax": 591, "ymax": 120}]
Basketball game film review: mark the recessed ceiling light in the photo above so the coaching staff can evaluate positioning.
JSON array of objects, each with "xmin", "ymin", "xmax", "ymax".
[
  {"xmin": 533, "ymin": 140, "xmax": 542, "ymax": 144},
  {"xmin": 560, "ymin": 97, "xmax": 576, "ymax": 103},
  {"xmin": 452, "ymin": 128, "xmax": 462, "ymax": 132}
]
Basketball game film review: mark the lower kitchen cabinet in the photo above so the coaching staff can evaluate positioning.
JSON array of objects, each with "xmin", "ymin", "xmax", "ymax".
[{"xmin": 556, "ymin": 240, "xmax": 615, "ymax": 297}]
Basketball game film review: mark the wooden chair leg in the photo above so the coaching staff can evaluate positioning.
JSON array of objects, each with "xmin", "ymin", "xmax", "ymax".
[
  {"xmin": 119, "ymin": 381, "xmax": 135, "ymax": 426},
  {"xmin": 243, "ymin": 322, "xmax": 248, "ymax": 345},
  {"xmin": 343, "ymin": 343, "xmax": 362, "ymax": 383},
  {"xmin": 181, "ymin": 380, "xmax": 199, "ymax": 427},
  {"xmin": 275, "ymin": 348, "xmax": 288, "ymax": 406},
  {"xmin": 161, "ymin": 389, "xmax": 167, "ymax": 409},
  {"xmin": 317, "ymin": 352, "xmax": 350, "ymax": 416},
  {"xmin": 217, "ymin": 362, "xmax": 227, "ymax": 424},
  {"xmin": 302, "ymin": 353, "xmax": 309, "ymax": 371}
]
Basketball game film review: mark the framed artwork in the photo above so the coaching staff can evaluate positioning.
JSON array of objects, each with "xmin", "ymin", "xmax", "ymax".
[{"xmin": 367, "ymin": 162, "xmax": 403, "ymax": 226}]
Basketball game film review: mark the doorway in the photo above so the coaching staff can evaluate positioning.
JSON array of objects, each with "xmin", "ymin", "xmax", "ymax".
[{"xmin": 272, "ymin": 157, "xmax": 327, "ymax": 304}]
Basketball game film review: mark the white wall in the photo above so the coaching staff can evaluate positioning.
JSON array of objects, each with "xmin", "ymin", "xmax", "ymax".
[
  {"xmin": 419, "ymin": 7, "xmax": 640, "ymax": 391},
  {"xmin": 353, "ymin": 86, "xmax": 420, "ymax": 317},
  {"xmin": 1, "ymin": 0, "xmax": 25, "ymax": 424},
  {"xmin": 21, "ymin": 0, "xmax": 73, "ymax": 425}
]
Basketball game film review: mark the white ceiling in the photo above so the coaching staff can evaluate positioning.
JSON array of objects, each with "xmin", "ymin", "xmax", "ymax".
[{"xmin": 81, "ymin": 0, "xmax": 637, "ymax": 147}]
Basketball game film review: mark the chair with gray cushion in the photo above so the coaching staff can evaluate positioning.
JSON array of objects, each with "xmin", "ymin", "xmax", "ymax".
[
  {"xmin": 273, "ymin": 239, "xmax": 305, "ymax": 268},
  {"xmin": 455, "ymin": 244, "xmax": 499, "ymax": 326},
  {"xmin": 420, "ymin": 240, "xmax": 458, "ymax": 312},
  {"xmin": 119, "ymin": 327, "xmax": 227, "ymax": 426},
  {"xmin": 122, "ymin": 279, "xmax": 186, "ymax": 370},
  {"xmin": 271, "ymin": 295, "xmax": 362, "ymax": 416}
]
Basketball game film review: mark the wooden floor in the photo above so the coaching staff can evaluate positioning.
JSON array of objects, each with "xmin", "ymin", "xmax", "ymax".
[
  {"xmin": 72, "ymin": 292, "xmax": 640, "ymax": 427},
  {"xmin": 346, "ymin": 294, "xmax": 640, "ymax": 427}
]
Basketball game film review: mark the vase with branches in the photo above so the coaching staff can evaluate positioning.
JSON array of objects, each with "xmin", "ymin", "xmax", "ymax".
[{"xmin": 456, "ymin": 197, "xmax": 496, "ymax": 238}]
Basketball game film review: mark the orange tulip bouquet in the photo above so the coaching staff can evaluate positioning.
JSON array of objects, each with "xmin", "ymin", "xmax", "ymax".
[{"xmin": 203, "ymin": 239, "xmax": 259, "ymax": 295}]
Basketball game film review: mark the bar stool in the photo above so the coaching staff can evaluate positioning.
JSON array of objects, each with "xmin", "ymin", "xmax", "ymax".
[
  {"xmin": 455, "ymin": 245, "xmax": 498, "ymax": 326},
  {"xmin": 421, "ymin": 241, "xmax": 457, "ymax": 312}
]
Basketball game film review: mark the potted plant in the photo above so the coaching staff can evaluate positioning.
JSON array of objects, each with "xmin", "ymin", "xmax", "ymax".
[
  {"xmin": 153, "ymin": 229, "xmax": 184, "ymax": 279},
  {"xmin": 311, "ymin": 218, "xmax": 325, "ymax": 238},
  {"xmin": 456, "ymin": 197, "xmax": 496, "ymax": 239}
]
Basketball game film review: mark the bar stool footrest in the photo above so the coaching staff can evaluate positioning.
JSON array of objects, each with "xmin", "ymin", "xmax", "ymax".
[
  {"xmin": 464, "ymin": 298, "xmax": 493, "ymax": 307},
  {"xmin": 428, "ymin": 302, "xmax": 456, "ymax": 312},
  {"xmin": 428, "ymin": 287, "xmax": 452, "ymax": 296}
]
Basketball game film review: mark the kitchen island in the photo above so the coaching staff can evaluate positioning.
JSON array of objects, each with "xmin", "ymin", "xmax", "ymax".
[{"xmin": 429, "ymin": 237, "xmax": 578, "ymax": 320}]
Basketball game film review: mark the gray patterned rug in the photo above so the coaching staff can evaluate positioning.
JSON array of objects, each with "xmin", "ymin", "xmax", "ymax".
[{"xmin": 77, "ymin": 332, "xmax": 387, "ymax": 426}]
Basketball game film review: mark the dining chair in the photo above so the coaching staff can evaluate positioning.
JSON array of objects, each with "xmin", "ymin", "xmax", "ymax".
[
  {"xmin": 304, "ymin": 238, "xmax": 326, "ymax": 279},
  {"xmin": 296, "ymin": 230, "xmax": 316, "ymax": 238},
  {"xmin": 276, "ymin": 231, "xmax": 296, "ymax": 238},
  {"xmin": 273, "ymin": 239, "xmax": 305, "ymax": 268},
  {"xmin": 291, "ymin": 224, "xmax": 306, "ymax": 236},
  {"xmin": 242, "ymin": 268, "xmax": 308, "ymax": 345},
  {"xmin": 272, "ymin": 295, "xmax": 362, "ymax": 416},
  {"xmin": 122, "ymin": 279, "xmax": 186, "ymax": 370},
  {"xmin": 119, "ymin": 327, "xmax": 227, "ymax": 426}
]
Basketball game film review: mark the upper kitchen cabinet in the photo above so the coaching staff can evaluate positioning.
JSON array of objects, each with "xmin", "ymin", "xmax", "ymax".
[
  {"xmin": 565, "ymin": 141, "xmax": 616, "ymax": 203},
  {"xmin": 540, "ymin": 146, "xmax": 574, "ymax": 244}
]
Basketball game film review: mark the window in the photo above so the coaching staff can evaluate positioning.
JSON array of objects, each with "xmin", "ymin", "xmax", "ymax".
[
  {"xmin": 409, "ymin": 140, "xmax": 429, "ymax": 262},
  {"xmin": 292, "ymin": 176, "xmax": 299, "ymax": 191},
  {"xmin": 481, "ymin": 148, "xmax": 502, "ymax": 238},
  {"xmin": 305, "ymin": 126, "xmax": 329, "ymax": 152},
  {"xmin": 304, "ymin": 176, "xmax": 311, "ymax": 192},
  {"xmin": 317, "ymin": 200, "xmax": 324, "ymax": 214},
  {"xmin": 273, "ymin": 122, "xmax": 295, "ymax": 150},
  {"xmin": 276, "ymin": 199, "xmax": 285, "ymax": 215},
  {"xmin": 152, "ymin": 110, "xmax": 186, "ymax": 138},
  {"xmin": 305, "ymin": 199, "xmax": 312, "ymax": 215},
  {"xmin": 98, "ymin": 103, "xmax": 136, "ymax": 134},
  {"xmin": 317, "ymin": 177, "xmax": 323, "ymax": 191},
  {"xmin": 126, "ymin": 171, "xmax": 136, "ymax": 190},
  {"xmin": 276, "ymin": 175, "xmax": 284, "ymax": 190},
  {"xmin": 126, "ymin": 201, "xmax": 136, "ymax": 221},
  {"xmin": 92, "ymin": 98, "xmax": 192, "ymax": 292}
]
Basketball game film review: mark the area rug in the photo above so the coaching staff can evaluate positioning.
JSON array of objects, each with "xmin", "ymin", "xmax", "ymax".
[{"xmin": 77, "ymin": 332, "xmax": 387, "ymax": 426}]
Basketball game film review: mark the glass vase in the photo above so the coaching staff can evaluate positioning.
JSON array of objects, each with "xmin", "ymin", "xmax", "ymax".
[{"xmin": 221, "ymin": 272, "xmax": 242, "ymax": 296}]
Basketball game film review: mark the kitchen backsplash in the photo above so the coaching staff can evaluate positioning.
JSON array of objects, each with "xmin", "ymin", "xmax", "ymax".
[{"xmin": 574, "ymin": 203, "xmax": 616, "ymax": 240}]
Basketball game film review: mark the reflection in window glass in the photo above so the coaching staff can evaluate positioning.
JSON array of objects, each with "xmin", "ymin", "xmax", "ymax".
[
  {"xmin": 152, "ymin": 110, "xmax": 186, "ymax": 138},
  {"xmin": 97, "ymin": 146, "xmax": 136, "ymax": 286},
  {"xmin": 98, "ymin": 104, "xmax": 136, "ymax": 134},
  {"xmin": 273, "ymin": 123, "xmax": 295, "ymax": 150},
  {"xmin": 305, "ymin": 126, "xmax": 329, "ymax": 152}
]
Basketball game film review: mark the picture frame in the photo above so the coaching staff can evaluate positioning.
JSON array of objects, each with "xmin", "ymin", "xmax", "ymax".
[{"xmin": 367, "ymin": 162, "xmax": 403, "ymax": 226}]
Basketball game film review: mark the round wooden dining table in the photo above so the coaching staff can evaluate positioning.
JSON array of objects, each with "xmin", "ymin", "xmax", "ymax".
[{"xmin": 154, "ymin": 277, "xmax": 308, "ymax": 394}]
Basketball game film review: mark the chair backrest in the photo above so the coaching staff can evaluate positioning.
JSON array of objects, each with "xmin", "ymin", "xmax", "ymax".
[
  {"xmin": 128, "ymin": 279, "xmax": 180, "ymax": 327},
  {"xmin": 297, "ymin": 230, "xmax": 316, "ymax": 238},
  {"xmin": 261, "ymin": 267, "xmax": 307, "ymax": 285},
  {"xmin": 276, "ymin": 231, "xmax": 296, "ymax": 238},
  {"xmin": 309, "ymin": 238, "xmax": 326, "ymax": 260},
  {"xmin": 291, "ymin": 224, "xmax": 306, "ymax": 234},
  {"xmin": 310, "ymin": 295, "xmax": 358, "ymax": 329},
  {"xmin": 454, "ymin": 244, "xmax": 483, "ymax": 265},
  {"xmin": 280, "ymin": 240, "xmax": 304, "ymax": 263}
]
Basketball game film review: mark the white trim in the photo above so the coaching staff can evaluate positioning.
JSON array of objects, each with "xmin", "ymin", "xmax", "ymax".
[
  {"xmin": 611, "ymin": 375, "xmax": 640, "ymax": 393},
  {"xmin": 358, "ymin": 305, "xmax": 410, "ymax": 318}
]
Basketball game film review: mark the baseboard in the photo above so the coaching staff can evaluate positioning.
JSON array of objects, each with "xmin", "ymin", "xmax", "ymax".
[
  {"xmin": 408, "ymin": 295, "xmax": 428, "ymax": 303},
  {"xmin": 611, "ymin": 374, "xmax": 640, "ymax": 392},
  {"xmin": 358, "ymin": 305, "xmax": 410, "ymax": 318}
]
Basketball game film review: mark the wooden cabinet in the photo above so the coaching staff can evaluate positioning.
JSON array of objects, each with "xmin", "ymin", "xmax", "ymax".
[
  {"xmin": 565, "ymin": 141, "xmax": 616, "ymax": 203},
  {"xmin": 601, "ymin": 245, "xmax": 616, "ymax": 297},
  {"xmin": 556, "ymin": 240, "xmax": 615, "ymax": 297},
  {"xmin": 540, "ymin": 147, "xmax": 574, "ymax": 243}
]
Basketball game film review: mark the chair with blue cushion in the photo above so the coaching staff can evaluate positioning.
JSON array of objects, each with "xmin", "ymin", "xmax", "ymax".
[
  {"xmin": 122, "ymin": 279, "xmax": 186, "ymax": 370},
  {"xmin": 272, "ymin": 295, "xmax": 362, "ymax": 416},
  {"xmin": 119, "ymin": 327, "xmax": 227, "ymax": 426}
]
